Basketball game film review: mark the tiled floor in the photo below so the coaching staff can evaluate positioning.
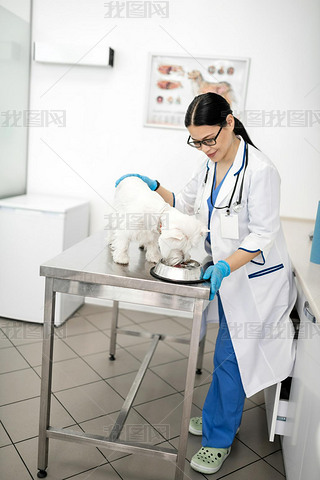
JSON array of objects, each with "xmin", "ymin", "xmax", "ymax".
[{"xmin": 0, "ymin": 304, "xmax": 286, "ymax": 479}]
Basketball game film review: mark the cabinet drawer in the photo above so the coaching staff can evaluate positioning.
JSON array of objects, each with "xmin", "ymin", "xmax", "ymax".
[{"xmin": 264, "ymin": 382, "xmax": 289, "ymax": 441}]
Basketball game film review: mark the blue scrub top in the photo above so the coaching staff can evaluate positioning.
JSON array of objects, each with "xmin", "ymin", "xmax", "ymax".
[{"xmin": 206, "ymin": 163, "xmax": 233, "ymax": 245}]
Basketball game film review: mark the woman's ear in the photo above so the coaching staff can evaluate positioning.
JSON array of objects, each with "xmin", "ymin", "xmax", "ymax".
[{"xmin": 226, "ymin": 113, "xmax": 234, "ymax": 129}]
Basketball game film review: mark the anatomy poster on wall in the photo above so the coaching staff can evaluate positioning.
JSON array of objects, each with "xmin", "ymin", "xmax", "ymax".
[{"xmin": 144, "ymin": 53, "xmax": 250, "ymax": 129}]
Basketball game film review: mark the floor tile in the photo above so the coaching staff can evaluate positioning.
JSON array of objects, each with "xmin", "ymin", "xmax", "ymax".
[
  {"xmin": 243, "ymin": 397, "xmax": 258, "ymax": 411},
  {"xmin": 166, "ymin": 333, "xmax": 215, "ymax": 357},
  {"xmin": 34, "ymin": 357, "xmax": 101, "ymax": 392},
  {"xmin": 56, "ymin": 315, "xmax": 99, "ymax": 338},
  {"xmin": 135, "ymin": 393, "xmax": 202, "ymax": 440},
  {"xmin": 219, "ymin": 458, "xmax": 285, "ymax": 479},
  {"xmin": 107, "ymin": 370, "xmax": 176, "ymax": 406},
  {"xmin": 138, "ymin": 317, "xmax": 191, "ymax": 337},
  {"xmin": 0, "ymin": 368, "xmax": 41, "ymax": 406},
  {"xmin": 150, "ymin": 358, "xmax": 212, "ymax": 393},
  {"xmin": 248, "ymin": 389, "xmax": 265, "ymax": 406},
  {"xmin": 120, "ymin": 309, "xmax": 171, "ymax": 324},
  {"xmin": 0, "ymin": 422, "xmax": 11, "ymax": 447},
  {"xmin": 16, "ymin": 434, "xmax": 109, "ymax": 480},
  {"xmin": 0, "ymin": 395, "xmax": 74, "ymax": 443},
  {"xmin": 83, "ymin": 348, "xmax": 141, "ymax": 378},
  {"xmin": 106, "ymin": 326, "xmax": 152, "ymax": 348},
  {"xmin": 76, "ymin": 303, "xmax": 113, "ymax": 318},
  {"xmin": 172, "ymin": 319, "xmax": 218, "ymax": 337},
  {"xmin": 55, "ymin": 380, "xmax": 124, "ymax": 423},
  {"xmin": 264, "ymin": 449, "xmax": 286, "ymax": 475},
  {"xmin": 168, "ymin": 315, "xmax": 192, "ymax": 330},
  {"xmin": 199, "ymin": 351, "xmax": 216, "ymax": 373},
  {"xmin": 0, "ymin": 329, "xmax": 13, "ymax": 349},
  {"xmin": 170, "ymin": 431, "xmax": 202, "ymax": 462},
  {"xmin": 236, "ymin": 405, "xmax": 281, "ymax": 457},
  {"xmin": 125, "ymin": 340, "xmax": 185, "ymax": 367},
  {"xmin": 0, "ymin": 444, "xmax": 32, "ymax": 479},
  {"xmin": 203, "ymin": 337, "xmax": 216, "ymax": 354},
  {"xmin": 1, "ymin": 319, "xmax": 43, "ymax": 346},
  {"xmin": 84, "ymin": 310, "xmax": 135, "ymax": 331},
  {"xmin": 0, "ymin": 304, "xmax": 288, "ymax": 480},
  {"xmin": 160, "ymin": 337, "xmax": 190, "ymax": 357},
  {"xmin": 0, "ymin": 346, "xmax": 30, "ymax": 374},
  {"xmin": 69, "ymin": 463, "xmax": 122, "ymax": 480},
  {"xmin": 16, "ymin": 337, "xmax": 77, "ymax": 367},
  {"xmin": 80, "ymin": 408, "xmax": 164, "ymax": 463},
  {"xmin": 170, "ymin": 317, "xmax": 219, "ymax": 341},
  {"xmin": 190, "ymin": 383, "xmax": 210, "ymax": 410},
  {"xmin": 171, "ymin": 434, "xmax": 260, "ymax": 477},
  {"xmin": 152, "ymin": 345, "xmax": 224, "ymax": 381},
  {"xmin": 63, "ymin": 330, "xmax": 110, "ymax": 357},
  {"xmin": 188, "ymin": 382, "xmax": 258, "ymax": 414},
  {"xmin": 111, "ymin": 441, "xmax": 205, "ymax": 480}
]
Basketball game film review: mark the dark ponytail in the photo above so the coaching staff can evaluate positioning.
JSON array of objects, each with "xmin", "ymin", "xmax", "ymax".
[
  {"xmin": 185, "ymin": 92, "xmax": 258, "ymax": 149},
  {"xmin": 233, "ymin": 117, "xmax": 257, "ymax": 148}
]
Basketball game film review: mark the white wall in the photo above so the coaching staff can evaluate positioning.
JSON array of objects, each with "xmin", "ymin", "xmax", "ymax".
[{"xmin": 27, "ymin": 0, "xmax": 320, "ymax": 233}]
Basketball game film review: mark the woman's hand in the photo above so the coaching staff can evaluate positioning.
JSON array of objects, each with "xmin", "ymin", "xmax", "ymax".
[
  {"xmin": 202, "ymin": 260, "xmax": 231, "ymax": 301},
  {"xmin": 115, "ymin": 174, "xmax": 159, "ymax": 191}
]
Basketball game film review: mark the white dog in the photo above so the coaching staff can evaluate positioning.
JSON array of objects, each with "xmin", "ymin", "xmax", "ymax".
[{"xmin": 107, "ymin": 177, "xmax": 207, "ymax": 266}]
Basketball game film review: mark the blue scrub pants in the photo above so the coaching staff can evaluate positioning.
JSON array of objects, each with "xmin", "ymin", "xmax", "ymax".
[{"xmin": 202, "ymin": 295, "xmax": 246, "ymax": 448}]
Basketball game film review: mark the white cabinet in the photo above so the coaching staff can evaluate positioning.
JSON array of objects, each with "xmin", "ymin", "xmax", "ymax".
[
  {"xmin": 282, "ymin": 280, "xmax": 320, "ymax": 480},
  {"xmin": 264, "ymin": 278, "xmax": 320, "ymax": 479},
  {"xmin": 264, "ymin": 382, "xmax": 289, "ymax": 441},
  {"xmin": 0, "ymin": 194, "xmax": 89, "ymax": 325}
]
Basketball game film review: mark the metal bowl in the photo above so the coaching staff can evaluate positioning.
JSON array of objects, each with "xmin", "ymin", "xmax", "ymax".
[{"xmin": 150, "ymin": 259, "xmax": 205, "ymax": 284}]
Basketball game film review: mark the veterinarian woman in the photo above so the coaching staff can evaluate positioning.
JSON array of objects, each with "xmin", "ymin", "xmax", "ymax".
[{"xmin": 115, "ymin": 92, "xmax": 297, "ymax": 475}]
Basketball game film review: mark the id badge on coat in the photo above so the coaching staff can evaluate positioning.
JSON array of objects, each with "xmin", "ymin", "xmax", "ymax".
[{"xmin": 220, "ymin": 212, "xmax": 239, "ymax": 239}]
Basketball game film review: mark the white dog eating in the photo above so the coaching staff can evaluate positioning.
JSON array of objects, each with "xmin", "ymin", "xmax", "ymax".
[{"xmin": 107, "ymin": 177, "xmax": 207, "ymax": 266}]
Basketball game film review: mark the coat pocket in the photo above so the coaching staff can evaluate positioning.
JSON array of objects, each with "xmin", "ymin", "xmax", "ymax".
[
  {"xmin": 248, "ymin": 263, "xmax": 284, "ymax": 279},
  {"xmin": 247, "ymin": 263, "xmax": 289, "ymax": 320}
]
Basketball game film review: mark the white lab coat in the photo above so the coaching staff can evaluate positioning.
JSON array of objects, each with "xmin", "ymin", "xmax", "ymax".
[{"xmin": 175, "ymin": 137, "xmax": 297, "ymax": 397}]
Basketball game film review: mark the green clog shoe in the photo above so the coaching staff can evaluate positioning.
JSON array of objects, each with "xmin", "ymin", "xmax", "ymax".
[
  {"xmin": 190, "ymin": 446, "xmax": 231, "ymax": 474},
  {"xmin": 189, "ymin": 417, "xmax": 240, "ymax": 436},
  {"xmin": 189, "ymin": 416, "xmax": 203, "ymax": 435}
]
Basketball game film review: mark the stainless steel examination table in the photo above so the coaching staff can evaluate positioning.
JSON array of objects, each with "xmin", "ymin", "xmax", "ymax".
[{"xmin": 37, "ymin": 231, "xmax": 210, "ymax": 480}]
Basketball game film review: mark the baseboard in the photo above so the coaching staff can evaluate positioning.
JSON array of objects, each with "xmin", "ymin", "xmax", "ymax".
[{"xmin": 84, "ymin": 297, "xmax": 193, "ymax": 319}]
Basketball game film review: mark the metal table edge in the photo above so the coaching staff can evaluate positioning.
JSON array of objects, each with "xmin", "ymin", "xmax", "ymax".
[{"xmin": 40, "ymin": 264, "xmax": 211, "ymax": 300}]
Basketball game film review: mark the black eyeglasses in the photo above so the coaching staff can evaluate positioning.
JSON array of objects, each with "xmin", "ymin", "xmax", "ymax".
[{"xmin": 187, "ymin": 125, "xmax": 223, "ymax": 149}]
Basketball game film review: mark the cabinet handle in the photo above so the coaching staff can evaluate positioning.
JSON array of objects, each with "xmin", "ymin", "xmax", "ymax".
[{"xmin": 303, "ymin": 301, "xmax": 316, "ymax": 323}]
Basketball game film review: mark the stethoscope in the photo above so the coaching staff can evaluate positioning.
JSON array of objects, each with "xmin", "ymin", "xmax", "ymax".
[{"xmin": 196, "ymin": 142, "xmax": 248, "ymax": 216}]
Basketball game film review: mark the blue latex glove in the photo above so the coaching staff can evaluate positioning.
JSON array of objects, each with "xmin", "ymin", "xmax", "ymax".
[
  {"xmin": 115, "ymin": 174, "xmax": 158, "ymax": 191},
  {"xmin": 202, "ymin": 260, "xmax": 231, "ymax": 301}
]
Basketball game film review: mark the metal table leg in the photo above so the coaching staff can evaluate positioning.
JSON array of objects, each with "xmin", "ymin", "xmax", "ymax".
[
  {"xmin": 37, "ymin": 278, "xmax": 56, "ymax": 478},
  {"xmin": 175, "ymin": 298, "xmax": 204, "ymax": 480},
  {"xmin": 196, "ymin": 334, "xmax": 206, "ymax": 375},
  {"xmin": 109, "ymin": 300, "xmax": 119, "ymax": 360}
]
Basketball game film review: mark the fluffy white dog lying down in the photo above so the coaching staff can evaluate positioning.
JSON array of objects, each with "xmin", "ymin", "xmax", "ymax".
[{"xmin": 108, "ymin": 177, "xmax": 207, "ymax": 266}]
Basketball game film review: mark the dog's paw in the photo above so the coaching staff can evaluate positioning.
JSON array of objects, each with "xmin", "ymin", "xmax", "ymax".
[{"xmin": 112, "ymin": 251, "xmax": 129, "ymax": 265}]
